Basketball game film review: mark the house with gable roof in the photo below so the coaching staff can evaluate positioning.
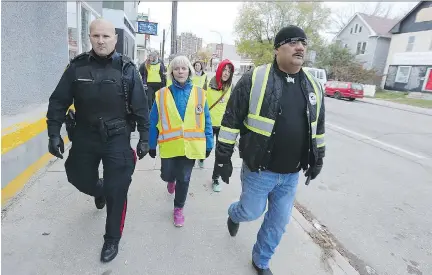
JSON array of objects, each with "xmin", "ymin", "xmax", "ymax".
[{"xmin": 333, "ymin": 12, "xmax": 399, "ymax": 80}]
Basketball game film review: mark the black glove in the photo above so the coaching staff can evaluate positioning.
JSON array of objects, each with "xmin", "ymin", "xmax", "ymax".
[
  {"xmin": 48, "ymin": 136, "xmax": 64, "ymax": 159},
  {"xmin": 206, "ymin": 150, "xmax": 211, "ymax": 158},
  {"xmin": 215, "ymin": 159, "xmax": 233, "ymax": 184},
  {"xmin": 305, "ymin": 158, "xmax": 323, "ymax": 181},
  {"xmin": 136, "ymin": 140, "xmax": 150, "ymax": 160},
  {"xmin": 149, "ymin": 149, "xmax": 156, "ymax": 159}
]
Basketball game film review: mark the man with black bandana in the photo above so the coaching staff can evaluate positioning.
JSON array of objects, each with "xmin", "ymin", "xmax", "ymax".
[
  {"xmin": 46, "ymin": 19, "xmax": 149, "ymax": 263},
  {"xmin": 214, "ymin": 25, "xmax": 326, "ymax": 274}
]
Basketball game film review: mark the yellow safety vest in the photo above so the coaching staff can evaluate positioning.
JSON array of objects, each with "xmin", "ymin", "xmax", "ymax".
[
  {"xmin": 147, "ymin": 63, "xmax": 162, "ymax": 83},
  {"xmin": 192, "ymin": 74, "xmax": 207, "ymax": 88},
  {"xmin": 206, "ymin": 81, "xmax": 231, "ymax": 127},
  {"xmin": 166, "ymin": 77, "xmax": 172, "ymax": 87},
  {"xmin": 155, "ymin": 86, "xmax": 206, "ymax": 159},
  {"xmin": 218, "ymin": 64, "xmax": 324, "ymax": 148}
]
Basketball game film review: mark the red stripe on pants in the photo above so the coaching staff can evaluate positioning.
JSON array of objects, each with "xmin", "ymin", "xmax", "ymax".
[
  {"xmin": 120, "ymin": 200, "xmax": 128, "ymax": 235},
  {"xmin": 132, "ymin": 149, "xmax": 137, "ymax": 164}
]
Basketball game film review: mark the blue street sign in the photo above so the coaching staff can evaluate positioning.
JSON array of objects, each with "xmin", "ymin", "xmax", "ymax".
[{"xmin": 137, "ymin": 21, "xmax": 158, "ymax": 35}]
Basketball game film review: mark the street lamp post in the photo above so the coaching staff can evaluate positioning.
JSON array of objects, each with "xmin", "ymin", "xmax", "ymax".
[
  {"xmin": 210, "ymin": 30, "xmax": 223, "ymax": 72},
  {"xmin": 210, "ymin": 30, "xmax": 223, "ymax": 58}
]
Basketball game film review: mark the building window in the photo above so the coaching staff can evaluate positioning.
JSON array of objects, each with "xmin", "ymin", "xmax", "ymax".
[
  {"xmin": 350, "ymin": 28, "xmax": 353, "ymax": 34},
  {"xmin": 124, "ymin": 36, "xmax": 129, "ymax": 57},
  {"xmin": 406, "ymin": 36, "xmax": 415, "ymax": 52},
  {"xmin": 395, "ymin": 66, "xmax": 411, "ymax": 83},
  {"xmin": 81, "ymin": 7, "xmax": 91, "ymax": 52},
  {"xmin": 355, "ymin": 24, "xmax": 358, "ymax": 33},
  {"xmin": 67, "ymin": 2, "xmax": 78, "ymax": 60},
  {"xmin": 356, "ymin": 42, "xmax": 366, "ymax": 55},
  {"xmin": 361, "ymin": 42, "xmax": 367, "ymax": 54},
  {"xmin": 359, "ymin": 26, "xmax": 362, "ymax": 33}
]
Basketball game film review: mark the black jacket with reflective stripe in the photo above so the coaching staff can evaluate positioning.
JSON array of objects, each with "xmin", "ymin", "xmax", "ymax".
[{"xmin": 216, "ymin": 62, "xmax": 325, "ymax": 172}]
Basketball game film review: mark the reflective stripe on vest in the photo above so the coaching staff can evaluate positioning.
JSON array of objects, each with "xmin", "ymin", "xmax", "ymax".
[
  {"xmin": 302, "ymin": 69, "xmax": 325, "ymax": 148},
  {"xmin": 192, "ymin": 74, "xmax": 206, "ymax": 88},
  {"xmin": 218, "ymin": 64, "xmax": 324, "ymax": 146},
  {"xmin": 147, "ymin": 63, "xmax": 162, "ymax": 83},
  {"xmin": 244, "ymin": 64, "xmax": 274, "ymax": 137},
  {"xmin": 218, "ymin": 126, "xmax": 239, "ymax": 145},
  {"xmin": 156, "ymin": 86, "xmax": 206, "ymax": 159},
  {"xmin": 245, "ymin": 64, "xmax": 322, "ymax": 140}
]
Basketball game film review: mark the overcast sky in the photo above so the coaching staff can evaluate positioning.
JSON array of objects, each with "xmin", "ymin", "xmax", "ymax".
[{"xmin": 138, "ymin": 1, "xmax": 418, "ymax": 56}]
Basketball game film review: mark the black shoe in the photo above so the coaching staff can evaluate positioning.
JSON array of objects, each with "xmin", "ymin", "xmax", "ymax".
[
  {"xmin": 252, "ymin": 260, "xmax": 273, "ymax": 275},
  {"xmin": 94, "ymin": 179, "xmax": 105, "ymax": 209},
  {"xmin": 100, "ymin": 239, "xmax": 119, "ymax": 263},
  {"xmin": 227, "ymin": 216, "xmax": 239, "ymax": 237}
]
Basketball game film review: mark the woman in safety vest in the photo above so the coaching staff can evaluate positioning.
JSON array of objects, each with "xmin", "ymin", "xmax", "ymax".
[
  {"xmin": 192, "ymin": 60, "xmax": 207, "ymax": 88},
  {"xmin": 198, "ymin": 59, "xmax": 234, "ymax": 193},
  {"xmin": 139, "ymin": 51, "xmax": 167, "ymax": 110},
  {"xmin": 148, "ymin": 55, "xmax": 214, "ymax": 227}
]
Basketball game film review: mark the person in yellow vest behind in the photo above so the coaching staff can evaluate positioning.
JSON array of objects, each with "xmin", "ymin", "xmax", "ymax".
[
  {"xmin": 148, "ymin": 55, "xmax": 214, "ymax": 227},
  {"xmin": 139, "ymin": 51, "xmax": 166, "ymax": 110},
  {"xmin": 192, "ymin": 60, "xmax": 207, "ymax": 88},
  {"xmin": 197, "ymin": 59, "xmax": 234, "ymax": 193}
]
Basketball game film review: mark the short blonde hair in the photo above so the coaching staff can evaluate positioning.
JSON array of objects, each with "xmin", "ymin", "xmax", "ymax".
[{"xmin": 167, "ymin": 55, "xmax": 195, "ymax": 82}]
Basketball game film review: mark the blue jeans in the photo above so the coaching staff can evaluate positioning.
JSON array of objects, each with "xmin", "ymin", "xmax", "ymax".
[
  {"xmin": 228, "ymin": 162, "xmax": 299, "ymax": 269},
  {"xmin": 160, "ymin": 156, "xmax": 195, "ymax": 208}
]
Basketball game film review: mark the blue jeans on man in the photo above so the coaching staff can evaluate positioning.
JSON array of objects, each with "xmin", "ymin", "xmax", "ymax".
[{"xmin": 228, "ymin": 162, "xmax": 299, "ymax": 269}]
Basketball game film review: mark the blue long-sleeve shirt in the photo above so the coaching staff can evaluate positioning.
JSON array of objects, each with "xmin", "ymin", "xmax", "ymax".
[{"xmin": 149, "ymin": 79, "xmax": 214, "ymax": 151}]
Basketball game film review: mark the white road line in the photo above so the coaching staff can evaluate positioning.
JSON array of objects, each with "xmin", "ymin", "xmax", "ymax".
[{"xmin": 327, "ymin": 123, "xmax": 427, "ymax": 159}]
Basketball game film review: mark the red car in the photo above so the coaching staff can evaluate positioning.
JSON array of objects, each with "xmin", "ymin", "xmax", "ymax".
[{"xmin": 324, "ymin": 81, "xmax": 364, "ymax": 101}]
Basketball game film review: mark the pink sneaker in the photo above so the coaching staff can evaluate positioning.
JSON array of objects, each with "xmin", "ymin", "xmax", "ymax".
[
  {"xmin": 167, "ymin": 181, "xmax": 175, "ymax": 194},
  {"xmin": 173, "ymin": 208, "xmax": 184, "ymax": 227}
]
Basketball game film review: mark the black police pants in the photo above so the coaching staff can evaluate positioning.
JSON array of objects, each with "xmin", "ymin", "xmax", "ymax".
[
  {"xmin": 147, "ymin": 83, "xmax": 163, "ymax": 111},
  {"xmin": 65, "ymin": 130, "xmax": 135, "ymax": 241}
]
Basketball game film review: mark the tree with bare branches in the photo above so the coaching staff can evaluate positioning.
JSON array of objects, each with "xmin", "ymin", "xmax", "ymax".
[
  {"xmin": 234, "ymin": 2, "xmax": 331, "ymax": 66},
  {"xmin": 329, "ymin": 2, "xmax": 410, "ymax": 34}
]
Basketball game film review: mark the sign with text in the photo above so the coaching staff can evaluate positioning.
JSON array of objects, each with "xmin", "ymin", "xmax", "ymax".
[{"xmin": 137, "ymin": 21, "xmax": 158, "ymax": 36}]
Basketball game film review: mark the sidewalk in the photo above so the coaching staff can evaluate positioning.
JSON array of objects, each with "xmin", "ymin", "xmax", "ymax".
[
  {"xmin": 1, "ymin": 135, "xmax": 357, "ymax": 275},
  {"xmin": 358, "ymin": 97, "xmax": 432, "ymax": 116}
]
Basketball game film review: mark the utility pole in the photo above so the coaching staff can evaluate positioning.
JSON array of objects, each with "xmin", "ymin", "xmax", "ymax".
[
  {"xmin": 170, "ymin": 1, "xmax": 178, "ymax": 55},
  {"xmin": 162, "ymin": 29, "xmax": 166, "ymax": 61}
]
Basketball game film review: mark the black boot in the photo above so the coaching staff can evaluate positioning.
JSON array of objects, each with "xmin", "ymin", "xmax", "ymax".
[
  {"xmin": 100, "ymin": 239, "xmax": 119, "ymax": 263},
  {"xmin": 227, "ymin": 216, "xmax": 239, "ymax": 237},
  {"xmin": 94, "ymin": 178, "xmax": 106, "ymax": 210},
  {"xmin": 252, "ymin": 260, "xmax": 273, "ymax": 275}
]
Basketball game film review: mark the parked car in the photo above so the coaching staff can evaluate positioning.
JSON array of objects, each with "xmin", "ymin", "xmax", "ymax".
[{"xmin": 324, "ymin": 81, "xmax": 364, "ymax": 101}]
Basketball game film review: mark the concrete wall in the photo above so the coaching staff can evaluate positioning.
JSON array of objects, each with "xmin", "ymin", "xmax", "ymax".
[
  {"xmin": 1, "ymin": 1, "xmax": 69, "ymax": 205},
  {"xmin": 372, "ymin": 37, "xmax": 392, "ymax": 75}
]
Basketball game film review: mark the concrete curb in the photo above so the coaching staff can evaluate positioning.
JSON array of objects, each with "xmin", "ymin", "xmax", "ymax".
[
  {"xmin": 292, "ymin": 207, "xmax": 360, "ymax": 275},
  {"xmin": 358, "ymin": 98, "xmax": 432, "ymax": 116}
]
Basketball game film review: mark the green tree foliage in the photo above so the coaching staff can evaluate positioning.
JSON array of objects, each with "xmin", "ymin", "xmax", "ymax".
[
  {"xmin": 316, "ymin": 43, "xmax": 380, "ymax": 84},
  {"xmin": 234, "ymin": 2, "xmax": 331, "ymax": 66}
]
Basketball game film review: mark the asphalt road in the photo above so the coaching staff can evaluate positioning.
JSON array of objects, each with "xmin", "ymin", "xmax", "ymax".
[{"xmin": 296, "ymin": 97, "xmax": 432, "ymax": 275}]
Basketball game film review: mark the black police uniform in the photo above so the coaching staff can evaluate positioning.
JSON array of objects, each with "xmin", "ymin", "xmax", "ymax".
[{"xmin": 46, "ymin": 50, "xmax": 149, "ymax": 261}]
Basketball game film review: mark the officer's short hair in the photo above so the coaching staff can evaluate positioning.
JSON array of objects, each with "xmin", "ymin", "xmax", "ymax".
[{"xmin": 167, "ymin": 55, "xmax": 195, "ymax": 82}]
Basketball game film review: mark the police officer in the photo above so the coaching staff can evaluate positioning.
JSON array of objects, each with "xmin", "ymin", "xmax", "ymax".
[{"xmin": 46, "ymin": 19, "xmax": 150, "ymax": 263}]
